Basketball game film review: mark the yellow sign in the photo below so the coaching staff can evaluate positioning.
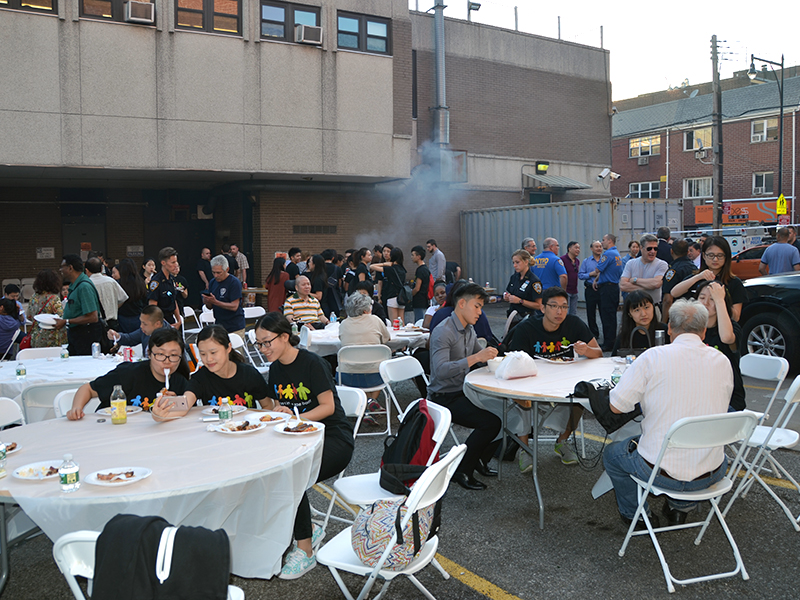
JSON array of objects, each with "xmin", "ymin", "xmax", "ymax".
[{"xmin": 777, "ymin": 194, "xmax": 787, "ymax": 215}]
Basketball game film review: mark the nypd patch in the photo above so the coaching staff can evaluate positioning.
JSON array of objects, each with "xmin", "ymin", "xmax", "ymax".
[
  {"xmin": 533, "ymin": 282, "xmax": 543, "ymax": 294},
  {"xmin": 665, "ymin": 270, "xmax": 675, "ymax": 282},
  {"xmin": 149, "ymin": 280, "xmax": 159, "ymax": 291}
]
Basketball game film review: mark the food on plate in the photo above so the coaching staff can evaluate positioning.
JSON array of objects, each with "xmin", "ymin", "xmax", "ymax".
[
  {"xmin": 19, "ymin": 465, "xmax": 58, "ymax": 478},
  {"xmin": 285, "ymin": 421, "xmax": 318, "ymax": 433},
  {"xmin": 549, "ymin": 357, "xmax": 574, "ymax": 363},
  {"xmin": 5, "ymin": 442, "xmax": 17, "ymax": 452},
  {"xmin": 97, "ymin": 470, "xmax": 135, "ymax": 481},
  {"xmin": 221, "ymin": 420, "xmax": 260, "ymax": 432},
  {"xmin": 259, "ymin": 414, "xmax": 282, "ymax": 422}
]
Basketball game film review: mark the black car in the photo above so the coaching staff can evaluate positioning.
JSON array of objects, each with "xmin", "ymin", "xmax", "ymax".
[{"xmin": 739, "ymin": 271, "xmax": 800, "ymax": 368}]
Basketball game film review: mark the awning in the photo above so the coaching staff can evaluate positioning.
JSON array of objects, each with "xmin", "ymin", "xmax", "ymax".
[{"xmin": 522, "ymin": 169, "xmax": 592, "ymax": 190}]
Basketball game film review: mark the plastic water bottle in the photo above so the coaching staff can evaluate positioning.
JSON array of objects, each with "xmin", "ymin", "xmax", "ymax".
[
  {"xmin": 59, "ymin": 454, "xmax": 80, "ymax": 493},
  {"xmin": 110, "ymin": 385, "xmax": 127, "ymax": 425},
  {"xmin": 291, "ymin": 322, "xmax": 299, "ymax": 338},
  {"xmin": 15, "ymin": 361, "xmax": 26, "ymax": 380},
  {"xmin": 60, "ymin": 345, "xmax": 69, "ymax": 360},
  {"xmin": 330, "ymin": 312, "xmax": 337, "ymax": 324},
  {"xmin": 218, "ymin": 400, "xmax": 232, "ymax": 422},
  {"xmin": 611, "ymin": 366, "xmax": 622, "ymax": 386}
]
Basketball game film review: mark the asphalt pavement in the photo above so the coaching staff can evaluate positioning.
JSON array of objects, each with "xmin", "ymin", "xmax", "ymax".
[{"xmin": 5, "ymin": 301, "xmax": 800, "ymax": 599}]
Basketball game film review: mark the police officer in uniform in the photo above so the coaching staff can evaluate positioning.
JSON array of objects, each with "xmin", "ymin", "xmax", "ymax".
[
  {"xmin": 147, "ymin": 247, "xmax": 183, "ymax": 329},
  {"xmin": 503, "ymin": 249, "xmax": 543, "ymax": 320},
  {"xmin": 660, "ymin": 238, "xmax": 698, "ymax": 323}
]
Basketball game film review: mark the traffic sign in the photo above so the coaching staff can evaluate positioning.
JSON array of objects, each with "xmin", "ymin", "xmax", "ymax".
[
  {"xmin": 777, "ymin": 194, "xmax": 787, "ymax": 215},
  {"xmin": 779, "ymin": 215, "xmax": 790, "ymax": 225}
]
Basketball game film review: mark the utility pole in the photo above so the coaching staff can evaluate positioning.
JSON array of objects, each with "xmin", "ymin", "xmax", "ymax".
[{"xmin": 711, "ymin": 35, "xmax": 724, "ymax": 230}]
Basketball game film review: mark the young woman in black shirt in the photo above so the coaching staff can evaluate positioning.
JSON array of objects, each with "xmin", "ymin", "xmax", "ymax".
[
  {"xmin": 254, "ymin": 313, "xmax": 354, "ymax": 580},
  {"xmin": 611, "ymin": 291, "xmax": 668, "ymax": 356}
]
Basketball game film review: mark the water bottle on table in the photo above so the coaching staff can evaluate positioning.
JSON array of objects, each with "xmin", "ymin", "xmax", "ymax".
[{"xmin": 59, "ymin": 454, "xmax": 80, "ymax": 493}]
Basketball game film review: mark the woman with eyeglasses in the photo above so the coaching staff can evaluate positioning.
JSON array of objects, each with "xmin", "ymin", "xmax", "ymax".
[
  {"xmin": 254, "ymin": 312, "xmax": 354, "ymax": 580},
  {"xmin": 152, "ymin": 326, "xmax": 269, "ymax": 420},
  {"xmin": 667, "ymin": 236, "xmax": 745, "ymax": 321},
  {"xmin": 67, "ymin": 328, "xmax": 189, "ymax": 420}
]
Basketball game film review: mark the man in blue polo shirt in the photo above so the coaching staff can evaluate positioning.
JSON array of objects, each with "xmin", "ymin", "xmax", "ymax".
[
  {"xmin": 589, "ymin": 233, "xmax": 623, "ymax": 351},
  {"xmin": 202, "ymin": 255, "xmax": 246, "ymax": 339},
  {"xmin": 531, "ymin": 238, "xmax": 567, "ymax": 291}
]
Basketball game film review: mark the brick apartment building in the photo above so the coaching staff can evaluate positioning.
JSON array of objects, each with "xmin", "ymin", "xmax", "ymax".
[
  {"xmin": 611, "ymin": 71, "xmax": 800, "ymax": 237},
  {"xmin": 0, "ymin": 0, "xmax": 612, "ymax": 303}
]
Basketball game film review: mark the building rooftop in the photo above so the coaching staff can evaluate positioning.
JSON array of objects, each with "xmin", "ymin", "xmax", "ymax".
[{"xmin": 613, "ymin": 76, "xmax": 800, "ymax": 138}]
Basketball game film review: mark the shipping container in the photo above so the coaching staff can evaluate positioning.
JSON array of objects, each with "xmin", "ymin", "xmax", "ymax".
[{"xmin": 460, "ymin": 198, "xmax": 683, "ymax": 301}]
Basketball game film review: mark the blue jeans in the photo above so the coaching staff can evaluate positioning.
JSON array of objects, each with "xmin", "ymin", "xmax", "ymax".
[
  {"xmin": 567, "ymin": 293, "xmax": 578, "ymax": 316},
  {"xmin": 602, "ymin": 436, "xmax": 727, "ymax": 519},
  {"xmin": 413, "ymin": 307, "xmax": 427, "ymax": 323}
]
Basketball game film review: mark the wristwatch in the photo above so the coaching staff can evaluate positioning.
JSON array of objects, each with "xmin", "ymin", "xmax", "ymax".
[
  {"xmin": 65, "ymin": 319, "xmax": 70, "ymax": 327},
  {"xmin": 632, "ymin": 277, "xmax": 638, "ymax": 285}
]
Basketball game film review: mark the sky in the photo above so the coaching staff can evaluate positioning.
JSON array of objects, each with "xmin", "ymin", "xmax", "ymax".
[{"xmin": 409, "ymin": 0, "xmax": 796, "ymax": 100}]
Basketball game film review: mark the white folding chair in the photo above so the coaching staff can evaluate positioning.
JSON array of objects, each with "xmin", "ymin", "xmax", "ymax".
[
  {"xmin": 21, "ymin": 382, "xmax": 90, "ymax": 423},
  {"xmin": 333, "ymin": 400, "xmax": 452, "ymax": 509},
  {"xmin": 0, "ymin": 397, "xmax": 25, "ymax": 427},
  {"xmin": 317, "ymin": 444, "xmax": 466, "ymax": 600},
  {"xmin": 618, "ymin": 411, "xmax": 758, "ymax": 593},
  {"xmin": 1, "ymin": 279, "xmax": 20, "ymax": 290},
  {"xmin": 182, "ymin": 306, "xmax": 202, "ymax": 340},
  {"xmin": 502, "ymin": 309, "xmax": 518, "ymax": 340},
  {"xmin": 228, "ymin": 333, "xmax": 252, "ymax": 365},
  {"xmin": 16, "ymin": 347, "xmax": 62, "ymax": 360},
  {"xmin": 20, "ymin": 284, "xmax": 34, "ymax": 302},
  {"xmin": 724, "ymin": 374, "xmax": 800, "ymax": 531},
  {"xmin": 380, "ymin": 355, "xmax": 459, "ymax": 445},
  {"xmin": 243, "ymin": 306, "xmax": 266, "ymax": 320},
  {"xmin": 199, "ymin": 306, "xmax": 215, "ymax": 326},
  {"xmin": 53, "ymin": 531, "xmax": 245, "ymax": 600},
  {"xmin": 313, "ymin": 386, "xmax": 369, "ymax": 531},
  {"xmin": 337, "ymin": 345, "xmax": 393, "ymax": 436},
  {"xmin": 739, "ymin": 354, "xmax": 789, "ymax": 426},
  {"xmin": 53, "ymin": 389, "xmax": 79, "ymax": 418}
]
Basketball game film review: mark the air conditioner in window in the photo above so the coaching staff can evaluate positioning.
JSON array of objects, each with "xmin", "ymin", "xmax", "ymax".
[
  {"xmin": 124, "ymin": 1, "xmax": 154, "ymax": 23},
  {"xmin": 753, "ymin": 186, "xmax": 766, "ymax": 195},
  {"xmin": 751, "ymin": 134, "xmax": 763, "ymax": 143},
  {"xmin": 295, "ymin": 24, "xmax": 323, "ymax": 45},
  {"xmin": 694, "ymin": 149, "xmax": 710, "ymax": 159},
  {"xmin": 637, "ymin": 156, "xmax": 649, "ymax": 166}
]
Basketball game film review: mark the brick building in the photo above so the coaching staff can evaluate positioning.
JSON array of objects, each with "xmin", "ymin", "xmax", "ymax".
[
  {"xmin": 0, "ymin": 0, "xmax": 611, "ymax": 302},
  {"xmin": 611, "ymin": 71, "xmax": 800, "ymax": 234}
]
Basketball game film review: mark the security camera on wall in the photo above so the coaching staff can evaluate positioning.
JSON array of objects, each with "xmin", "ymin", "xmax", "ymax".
[
  {"xmin": 597, "ymin": 168, "xmax": 611, "ymax": 180},
  {"xmin": 609, "ymin": 172, "xmax": 621, "ymax": 181}
]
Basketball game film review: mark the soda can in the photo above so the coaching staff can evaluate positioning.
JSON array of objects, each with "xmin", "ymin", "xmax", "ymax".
[
  {"xmin": 392, "ymin": 319, "xmax": 400, "ymax": 330},
  {"xmin": 123, "ymin": 347, "xmax": 134, "ymax": 362},
  {"xmin": 92, "ymin": 342, "xmax": 102, "ymax": 358}
]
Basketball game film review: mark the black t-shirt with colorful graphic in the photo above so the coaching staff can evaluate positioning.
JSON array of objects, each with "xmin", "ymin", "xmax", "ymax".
[
  {"xmin": 91, "ymin": 361, "xmax": 188, "ymax": 409},
  {"xmin": 187, "ymin": 362, "xmax": 269, "ymax": 406},
  {"xmin": 267, "ymin": 349, "xmax": 354, "ymax": 445},
  {"xmin": 509, "ymin": 313, "xmax": 594, "ymax": 360}
]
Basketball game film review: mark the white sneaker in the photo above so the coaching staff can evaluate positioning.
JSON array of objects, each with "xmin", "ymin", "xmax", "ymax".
[
  {"xmin": 279, "ymin": 547, "xmax": 316, "ymax": 580},
  {"xmin": 554, "ymin": 441, "xmax": 579, "ymax": 465},
  {"xmin": 311, "ymin": 523, "xmax": 325, "ymax": 549},
  {"xmin": 518, "ymin": 448, "xmax": 533, "ymax": 474}
]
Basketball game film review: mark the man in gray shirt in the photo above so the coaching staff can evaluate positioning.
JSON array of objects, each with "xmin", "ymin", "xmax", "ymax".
[
  {"xmin": 429, "ymin": 283, "xmax": 500, "ymax": 490},
  {"xmin": 620, "ymin": 234, "xmax": 669, "ymax": 307},
  {"xmin": 426, "ymin": 239, "xmax": 447, "ymax": 282}
]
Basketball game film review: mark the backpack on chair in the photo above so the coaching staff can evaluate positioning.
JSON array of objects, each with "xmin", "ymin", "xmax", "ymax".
[{"xmin": 379, "ymin": 398, "xmax": 437, "ymax": 493}]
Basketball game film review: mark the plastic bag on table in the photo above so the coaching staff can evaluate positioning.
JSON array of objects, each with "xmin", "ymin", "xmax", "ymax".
[{"xmin": 494, "ymin": 351, "xmax": 537, "ymax": 380}]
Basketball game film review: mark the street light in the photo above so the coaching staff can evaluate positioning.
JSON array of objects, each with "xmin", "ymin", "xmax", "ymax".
[
  {"xmin": 748, "ymin": 53, "xmax": 784, "ymax": 203},
  {"xmin": 467, "ymin": 2, "xmax": 481, "ymax": 21}
]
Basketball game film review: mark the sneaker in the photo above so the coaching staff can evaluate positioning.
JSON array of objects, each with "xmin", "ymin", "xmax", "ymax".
[
  {"xmin": 518, "ymin": 448, "xmax": 533, "ymax": 474},
  {"xmin": 367, "ymin": 399, "xmax": 383, "ymax": 413},
  {"xmin": 279, "ymin": 547, "xmax": 316, "ymax": 580},
  {"xmin": 311, "ymin": 523, "xmax": 325, "ymax": 549},
  {"xmin": 554, "ymin": 441, "xmax": 579, "ymax": 465},
  {"xmin": 361, "ymin": 414, "xmax": 379, "ymax": 427}
]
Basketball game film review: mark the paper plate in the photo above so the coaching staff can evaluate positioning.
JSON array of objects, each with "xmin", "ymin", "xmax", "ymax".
[
  {"xmin": 85, "ymin": 467, "xmax": 152, "ymax": 487},
  {"xmin": 212, "ymin": 419, "xmax": 268, "ymax": 435},
  {"xmin": 274, "ymin": 420, "xmax": 325, "ymax": 436},
  {"xmin": 13, "ymin": 461, "xmax": 61, "ymax": 481},
  {"xmin": 97, "ymin": 406, "xmax": 143, "ymax": 415},
  {"xmin": 202, "ymin": 405, "xmax": 247, "ymax": 416}
]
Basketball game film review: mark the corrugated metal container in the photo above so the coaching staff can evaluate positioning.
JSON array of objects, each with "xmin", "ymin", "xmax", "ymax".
[{"xmin": 460, "ymin": 198, "xmax": 683, "ymax": 300}]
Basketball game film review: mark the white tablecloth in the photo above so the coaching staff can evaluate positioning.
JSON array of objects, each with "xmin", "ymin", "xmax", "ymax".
[
  {"xmin": 301, "ymin": 322, "xmax": 429, "ymax": 357},
  {"xmin": 0, "ymin": 356, "xmax": 119, "ymax": 402},
  {"xmin": 0, "ymin": 408, "xmax": 323, "ymax": 578}
]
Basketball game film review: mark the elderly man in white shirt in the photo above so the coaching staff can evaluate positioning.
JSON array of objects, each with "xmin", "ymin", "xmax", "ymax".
[
  {"xmin": 85, "ymin": 257, "xmax": 128, "ymax": 325},
  {"xmin": 603, "ymin": 299, "xmax": 732, "ymax": 529}
]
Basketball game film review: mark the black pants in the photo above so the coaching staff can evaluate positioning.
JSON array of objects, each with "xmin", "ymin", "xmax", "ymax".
[
  {"xmin": 294, "ymin": 434, "xmax": 353, "ymax": 540},
  {"xmin": 598, "ymin": 283, "xmax": 620, "ymax": 350},
  {"xmin": 67, "ymin": 322, "xmax": 104, "ymax": 356},
  {"xmin": 430, "ymin": 391, "xmax": 501, "ymax": 476},
  {"xmin": 584, "ymin": 285, "xmax": 600, "ymax": 338}
]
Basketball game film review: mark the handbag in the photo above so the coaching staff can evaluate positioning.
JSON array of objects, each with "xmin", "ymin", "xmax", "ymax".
[
  {"xmin": 389, "ymin": 267, "xmax": 413, "ymax": 306},
  {"xmin": 616, "ymin": 325, "xmax": 651, "ymax": 358},
  {"xmin": 75, "ymin": 280, "xmax": 114, "ymax": 355},
  {"xmin": 573, "ymin": 379, "xmax": 641, "ymax": 434}
]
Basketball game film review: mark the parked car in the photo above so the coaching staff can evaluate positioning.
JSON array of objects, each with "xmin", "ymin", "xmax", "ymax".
[
  {"xmin": 739, "ymin": 271, "xmax": 800, "ymax": 369},
  {"xmin": 730, "ymin": 245, "xmax": 768, "ymax": 280}
]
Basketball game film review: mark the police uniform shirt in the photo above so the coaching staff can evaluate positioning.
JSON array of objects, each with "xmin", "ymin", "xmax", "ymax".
[
  {"xmin": 147, "ymin": 271, "xmax": 178, "ymax": 323},
  {"xmin": 531, "ymin": 250, "xmax": 567, "ymax": 290},
  {"xmin": 505, "ymin": 269, "xmax": 543, "ymax": 317},
  {"xmin": 662, "ymin": 256, "xmax": 697, "ymax": 300},
  {"xmin": 596, "ymin": 246, "xmax": 623, "ymax": 284}
]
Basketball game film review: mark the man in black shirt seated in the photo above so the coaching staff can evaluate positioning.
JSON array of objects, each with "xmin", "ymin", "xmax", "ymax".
[{"xmin": 509, "ymin": 287, "xmax": 602, "ymax": 465}]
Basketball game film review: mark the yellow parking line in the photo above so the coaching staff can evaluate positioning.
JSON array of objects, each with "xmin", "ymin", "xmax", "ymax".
[
  {"xmin": 745, "ymin": 384, "xmax": 783, "ymax": 391},
  {"xmin": 434, "ymin": 554, "xmax": 524, "ymax": 600}
]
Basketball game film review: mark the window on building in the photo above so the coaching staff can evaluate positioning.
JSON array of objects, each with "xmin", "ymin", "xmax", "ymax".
[
  {"xmin": 753, "ymin": 172, "xmax": 774, "ymax": 195},
  {"xmin": 81, "ymin": 0, "xmax": 152, "ymax": 22},
  {"xmin": 684, "ymin": 127, "xmax": 712, "ymax": 151},
  {"xmin": 337, "ymin": 12, "xmax": 391, "ymax": 55},
  {"xmin": 629, "ymin": 182, "xmax": 661, "ymax": 199},
  {"xmin": 751, "ymin": 118, "xmax": 779, "ymax": 143},
  {"xmin": 176, "ymin": 0, "xmax": 240, "ymax": 35},
  {"xmin": 2, "ymin": 0, "xmax": 56, "ymax": 12},
  {"xmin": 684, "ymin": 177, "xmax": 713, "ymax": 198},
  {"xmin": 260, "ymin": 1, "xmax": 319, "ymax": 40},
  {"xmin": 629, "ymin": 135, "xmax": 660, "ymax": 158}
]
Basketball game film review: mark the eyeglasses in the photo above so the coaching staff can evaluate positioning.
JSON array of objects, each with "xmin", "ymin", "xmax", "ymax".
[
  {"xmin": 644, "ymin": 247, "xmax": 658, "ymax": 252},
  {"xmin": 545, "ymin": 304, "xmax": 569, "ymax": 312},
  {"xmin": 151, "ymin": 352, "xmax": 182, "ymax": 363},
  {"xmin": 704, "ymin": 253, "xmax": 726, "ymax": 261},
  {"xmin": 254, "ymin": 335, "xmax": 280, "ymax": 350}
]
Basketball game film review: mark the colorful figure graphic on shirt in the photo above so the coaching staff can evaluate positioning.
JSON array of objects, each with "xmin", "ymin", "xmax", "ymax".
[{"xmin": 296, "ymin": 383, "xmax": 310, "ymax": 401}]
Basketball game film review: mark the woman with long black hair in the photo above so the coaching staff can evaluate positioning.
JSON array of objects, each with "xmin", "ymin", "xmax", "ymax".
[{"xmin": 265, "ymin": 257, "xmax": 289, "ymax": 313}]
